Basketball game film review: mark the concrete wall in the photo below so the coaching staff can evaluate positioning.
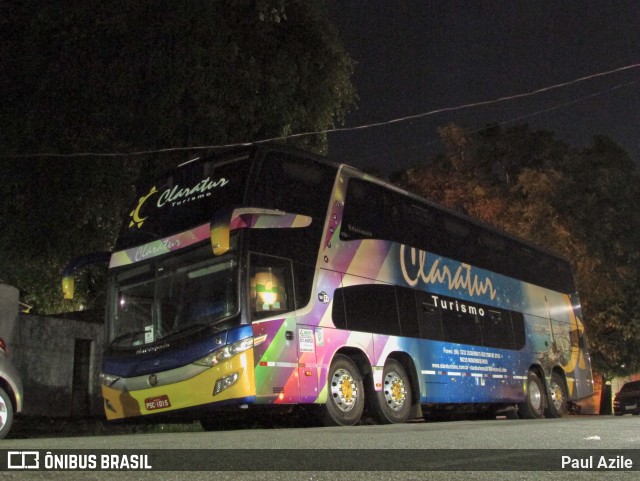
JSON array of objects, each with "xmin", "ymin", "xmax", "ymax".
[
  {"xmin": 1, "ymin": 281, "xmax": 105, "ymax": 417},
  {"xmin": 11, "ymin": 314, "xmax": 104, "ymax": 417},
  {"xmin": 0, "ymin": 283, "xmax": 20, "ymax": 346},
  {"xmin": 11, "ymin": 312, "xmax": 105, "ymax": 417}
]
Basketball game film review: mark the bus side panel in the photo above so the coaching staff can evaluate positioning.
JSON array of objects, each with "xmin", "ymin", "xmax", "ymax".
[
  {"xmin": 522, "ymin": 284, "xmax": 594, "ymax": 400},
  {"xmin": 373, "ymin": 333, "xmax": 529, "ymax": 404},
  {"xmin": 564, "ymin": 298, "xmax": 594, "ymax": 400},
  {"xmin": 252, "ymin": 316, "xmax": 300, "ymax": 404}
]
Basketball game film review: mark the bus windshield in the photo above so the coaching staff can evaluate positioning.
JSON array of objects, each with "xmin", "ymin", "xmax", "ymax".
[{"xmin": 109, "ymin": 245, "xmax": 239, "ymax": 348}]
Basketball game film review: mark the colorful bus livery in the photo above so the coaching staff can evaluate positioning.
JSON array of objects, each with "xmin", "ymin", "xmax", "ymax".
[{"xmin": 63, "ymin": 146, "xmax": 593, "ymax": 426}]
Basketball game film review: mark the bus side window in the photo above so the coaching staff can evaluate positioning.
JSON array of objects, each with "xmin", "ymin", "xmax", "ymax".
[
  {"xmin": 249, "ymin": 254, "xmax": 294, "ymax": 321},
  {"xmin": 511, "ymin": 312, "xmax": 526, "ymax": 350},
  {"xmin": 331, "ymin": 287, "xmax": 347, "ymax": 329},
  {"xmin": 396, "ymin": 287, "xmax": 420, "ymax": 339},
  {"xmin": 414, "ymin": 290, "xmax": 444, "ymax": 341},
  {"xmin": 332, "ymin": 284, "xmax": 401, "ymax": 336},
  {"xmin": 443, "ymin": 310, "xmax": 482, "ymax": 345},
  {"xmin": 480, "ymin": 310, "xmax": 516, "ymax": 350}
]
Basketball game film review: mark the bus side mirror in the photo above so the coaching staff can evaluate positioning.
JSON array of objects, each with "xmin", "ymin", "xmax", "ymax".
[
  {"xmin": 61, "ymin": 252, "xmax": 112, "ymax": 300},
  {"xmin": 211, "ymin": 207, "xmax": 235, "ymax": 256},
  {"xmin": 62, "ymin": 276, "xmax": 76, "ymax": 300},
  {"xmin": 210, "ymin": 207, "xmax": 312, "ymax": 256}
]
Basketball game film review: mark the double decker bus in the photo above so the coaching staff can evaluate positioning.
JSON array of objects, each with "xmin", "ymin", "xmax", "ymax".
[{"xmin": 63, "ymin": 145, "xmax": 593, "ymax": 426}]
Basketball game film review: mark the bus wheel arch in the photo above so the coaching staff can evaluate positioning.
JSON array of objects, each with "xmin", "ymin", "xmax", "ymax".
[
  {"xmin": 518, "ymin": 367, "xmax": 546, "ymax": 419},
  {"xmin": 0, "ymin": 387, "xmax": 15, "ymax": 439},
  {"xmin": 323, "ymin": 350, "xmax": 368, "ymax": 426},
  {"xmin": 544, "ymin": 369, "xmax": 569, "ymax": 418},
  {"xmin": 371, "ymin": 354, "xmax": 417, "ymax": 424}
]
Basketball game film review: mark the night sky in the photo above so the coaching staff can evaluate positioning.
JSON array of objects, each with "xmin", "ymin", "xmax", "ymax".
[{"xmin": 326, "ymin": 1, "xmax": 640, "ymax": 176}]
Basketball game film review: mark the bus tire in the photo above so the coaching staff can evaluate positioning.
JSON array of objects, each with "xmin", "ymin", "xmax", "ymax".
[
  {"xmin": 324, "ymin": 354, "xmax": 365, "ymax": 426},
  {"xmin": 372, "ymin": 359, "xmax": 412, "ymax": 424},
  {"xmin": 545, "ymin": 371, "xmax": 568, "ymax": 418},
  {"xmin": 519, "ymin": 371, "xmax": 545, "ymax": 419}
]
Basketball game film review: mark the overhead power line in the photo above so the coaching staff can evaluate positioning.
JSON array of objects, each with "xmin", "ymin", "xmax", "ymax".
[{"xmin": 4, "ymin": 63, "xmax": 639, "ymax": 159}]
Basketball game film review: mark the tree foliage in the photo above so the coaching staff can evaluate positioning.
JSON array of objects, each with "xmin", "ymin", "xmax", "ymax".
[
  {"xmin": 1, "ymin": 0, "xmax": 355, "ymax": 156},
  {"xmin": 0, "ymin": 0, "xmax": 356, "ymax": 313},
  {"xmin": 396, "ymin": 124, "xmax": 640, "ymax": 377}
]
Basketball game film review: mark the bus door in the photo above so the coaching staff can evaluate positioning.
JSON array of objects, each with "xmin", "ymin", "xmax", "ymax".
[{"xmin": 249, "ymin": 254, "xmax": 302, "ymax": 404}]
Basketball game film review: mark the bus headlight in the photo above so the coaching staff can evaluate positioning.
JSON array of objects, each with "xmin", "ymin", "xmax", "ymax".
[
  {"xmin": 100, "ymin": 372, "xmax": 120, "ymax": 387},
  {"xmin": 194, "ymin": 337, "xmax": 254, "ymax": 367}
]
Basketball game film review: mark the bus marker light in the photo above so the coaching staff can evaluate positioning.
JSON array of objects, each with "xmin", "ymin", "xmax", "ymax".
[
  {"xmin": 253, "ymin": 334, "xmax": 268, "ymax": 347},
  {"xmin": 214, "ymin": 373, "xmax": 239, "ymax": 395},
  {"xmin": 104, "ymin": 399, "xmax": 117, "ymax": 413}
]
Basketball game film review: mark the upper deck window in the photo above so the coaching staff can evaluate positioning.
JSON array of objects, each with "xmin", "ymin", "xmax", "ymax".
[
  {"xmin": 251, "ymin": 151, "xmax": 336, "ymax": 220},
  {"xmin": 341, "ymin": 177, "xmax": 575, "ymax": 293}
]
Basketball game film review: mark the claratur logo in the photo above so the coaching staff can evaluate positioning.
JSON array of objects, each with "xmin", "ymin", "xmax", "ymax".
[
  {"xmin": 129, "ymin": 186, "xmax": 159, "ymax": 228},
  {"xmin": 400, "ymin": 245, "xmax": 497, "ymax": 300},
  {"xmin": 127, "ymin": 176, "xmax": 229, "ymax": 229}
]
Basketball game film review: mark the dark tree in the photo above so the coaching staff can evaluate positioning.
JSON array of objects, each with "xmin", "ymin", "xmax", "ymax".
[
  {"xmin": 0, "ymin": 0, "xmax": 356, "ymax": 313},
  {"xmin": 397, "ymin": 124, "xmax": 640, "ymax": 377}
]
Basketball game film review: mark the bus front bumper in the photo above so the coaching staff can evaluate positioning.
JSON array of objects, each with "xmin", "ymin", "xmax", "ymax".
[{"xmin": 101, "ymin": 349, "xmax": 256, "ymax": 421}]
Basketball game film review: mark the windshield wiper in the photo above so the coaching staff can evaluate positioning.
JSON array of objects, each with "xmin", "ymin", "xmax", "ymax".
[
  {"xmin": 111, "ymin": 330, "xmax": 148, "ymax": 346},
  {"xmin": 157, "ymin": 323, "xmax": 208, "ymax": 341}
]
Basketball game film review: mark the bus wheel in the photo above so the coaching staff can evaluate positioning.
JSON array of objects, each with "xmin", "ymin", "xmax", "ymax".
[
  {"xmin": 545, "ymin": 371, "xmax": 568, "ymax": 418},
  {"xmin": 373, "ymin": 359, "xmax": 412, "ymax": 424},
  {"xmin": 324, "ymin": 354, "xmax": 365, "ymax": 426},
  {"xmin": 519, "ymin": 371, "xmax": 545, "ymax": 419}
]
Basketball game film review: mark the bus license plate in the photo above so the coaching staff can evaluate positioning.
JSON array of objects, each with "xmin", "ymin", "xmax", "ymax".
[{"xmin": 145, "ymin": 395, "xmax": 171, "ymax": 411}]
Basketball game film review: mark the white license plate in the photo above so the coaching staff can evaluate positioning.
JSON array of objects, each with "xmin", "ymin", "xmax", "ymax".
[{"xmin": 625, "ymin": 403, "xmax": 637, "ymax": 410}]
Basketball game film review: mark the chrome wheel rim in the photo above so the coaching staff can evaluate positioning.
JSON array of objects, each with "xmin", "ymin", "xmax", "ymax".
[
  {"xmin": 529, "ymin": 379, "xmax": 543, "ymax": 411},
  {"xmin": 550, "ymin": 381, "xmax": 564, "ymax": 410},
  {"xmin": 383, "ymin": 371, "xmax": 407, "ymax": 411},
  {"xmin": 330, "ymin": 368, "xmax": 358, "ymax": 412},
  {"xmin": 0, "ymin": 397, "xmax": 7, "ymax": 430}
]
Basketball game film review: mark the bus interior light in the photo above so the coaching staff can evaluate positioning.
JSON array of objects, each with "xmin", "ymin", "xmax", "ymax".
[{"xmin": 252, "ymin": 269, "xmax": 285, "ymax": 312}]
